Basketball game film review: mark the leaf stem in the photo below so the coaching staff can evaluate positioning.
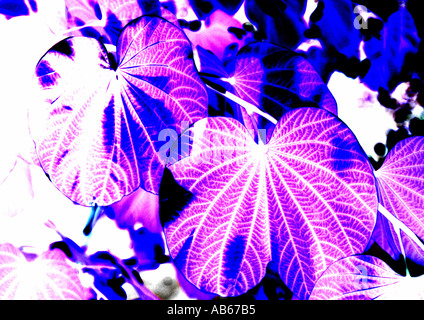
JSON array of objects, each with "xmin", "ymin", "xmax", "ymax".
[
  {"xmin": 205, "ymin": 84, "xmax": 278, "ymax": 125},
  {"xmin": 378, "ymin": 203, "xmax": 424, "ymax": 253}
]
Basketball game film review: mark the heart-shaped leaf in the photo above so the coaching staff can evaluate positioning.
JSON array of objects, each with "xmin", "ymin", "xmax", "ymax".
[
  {"xmin": 0, "ymin": 243, "xmax": 91, "ymax": 299},
  {"xmin": 373, "ymin": 136, "xmax": 424, "ymax": 262},
  {"xmin": 310, "ymin": 255, "xmax": 424, "ymax": 300},
  {"xmin": 31, "ymin": 15, "xmax": 208, "ymax": 206},
  {"xmin": 164, "ymin": 107, "xmax": 377, "ymax": 299}
]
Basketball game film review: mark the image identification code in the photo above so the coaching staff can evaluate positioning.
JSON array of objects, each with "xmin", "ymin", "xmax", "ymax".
[{"xmin": 167, "ymin": 304, "xmax": 256, "ymax": 317}]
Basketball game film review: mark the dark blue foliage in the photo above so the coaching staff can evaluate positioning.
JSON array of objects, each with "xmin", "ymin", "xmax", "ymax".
[
  {"xmin": 362, "ymin": 7, "xmax": 421, "ymax": 91},
  {"xmin": 305, "ymin": 0, "xmax": 363, "ymax": 80},
  {"xmin": 0, "ymin": 0, "xmax": 29, "ymax": 19}
]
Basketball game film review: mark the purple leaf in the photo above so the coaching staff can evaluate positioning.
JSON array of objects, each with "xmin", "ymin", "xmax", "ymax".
[
  {"xmin": 0, "ymin": 243, "xmax": 91, "ymax": 299},
  {"xmin": 165, "ymin": 107, "xmax": 377, "ymax": 299},
  {"xmin": 199, "ymin": 42, "xmax": 337, "ymax": 141},
  {"xmin": 230, "ymin": 42, "xmax": 338, "ymax": 120},
  {"xmin": 31, "ymin": 16, "xmax": 208, "ymax": 206},
  {"xmin": 310, "ymin": 255, "xmax": 424, "ymax": 300},
  {"xmin": 373, "ymin": 136, "xmax": 424, "ymax": 262},
  {"xmin": 0, "ymin": 0, "xmax": 30, "ymax": 19}
]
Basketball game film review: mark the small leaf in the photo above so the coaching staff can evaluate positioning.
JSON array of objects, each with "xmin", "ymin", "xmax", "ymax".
[
  {"xmin": 165, "ymin": 107, "xmax": 377, "ymax": 298},
  {"xmin": 0, "ymin": 243, "xmax": 91, "ymax": 299},
  {"xmin": 199, "ymin": 42, "xmax": 337, "ymax": 140},
  {"xmin": 31, "ymin": 16, "xmax": 208, "ymax": 206},
  {"xmin": 310, "ymin": 255, "xmax": 424, "ymax": 300}
]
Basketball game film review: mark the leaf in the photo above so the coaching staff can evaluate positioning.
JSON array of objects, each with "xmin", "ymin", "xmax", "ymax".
[
  {"xmin": 30, "ymin": 16, "xmax": 208, "ymax": 206},
  {"xmin": 64, "ymin": 0, "xmax": 166, "ymax": 45},
  {"xmin": 309, "ymin": 255, "xmax": 424, "ymax": 300},
  {"xmin": 0, "ymin": 243, "xmax": 91, "ymax": 299},
  {"xmin": 199, "ymin": 42, "xmax": 338, "ymax": 141},
  {"xmin": 373, "ymin": 136, "xmax": 424, "ymax": 262},
  {"xmin": 229, "ymin": 42, "xmax": 338, "ymax": 121},
  {"xmin": 362, "ymin": 6, "xmax": 420, "ymax": 91},
  {"xmin": 164, "ymin": 107, "xmax": 377, "ymax": 299}
]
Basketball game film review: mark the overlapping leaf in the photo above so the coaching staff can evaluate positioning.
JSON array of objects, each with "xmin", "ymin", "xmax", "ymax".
[
  {"xmin": 310, "ymin": 255, "xmax": 424, "ymax": 300},
  {"xmin": 30, "ymin": 16, "xmax": 208, "ymax": 206},
  {"xmin": 0, "ymin": 243, "xmax": 90, "ymax": 299},
  {"xmin": 373, "ymin": 136, "xmax": 424, "ymax": 262},
  {"xmin": 199, "ymin": 42, "xmax": 337, "ymax": 139},
  {"xmin": 165, "ymin": 107, "xmax": 377, "ymax": 299}
]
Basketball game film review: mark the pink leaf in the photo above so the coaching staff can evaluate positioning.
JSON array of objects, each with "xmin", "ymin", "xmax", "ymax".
[
  {"xmin": 31, "ymin": 16, "xmax": 207, "ymax": 206},
  {"xmin": 165, "ymin": 107, "xmax": 377, "ymax": 298},
  {"xmin": 0, "ymin": 243, "xmax": 91, "ymax": 299}
]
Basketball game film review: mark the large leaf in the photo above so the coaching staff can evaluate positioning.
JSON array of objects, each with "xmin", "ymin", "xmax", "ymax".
[
  {"xmin": 30, "ymin": 16, "xmax": 208, "ymax": 206},
  {"xmin": 373, "ymin": 136, "xmax": 424, "ymax": 262},
  {"xmin": 310, "ymin": 255, "xmax": 424, "ymax": 300},
  {"xmin": 0, "ymin": 243, "xmax": 91, "ymax": 299},
  {"xmin": 165, "ymin": 107, "xmax": 377, "ymax": 299}
]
